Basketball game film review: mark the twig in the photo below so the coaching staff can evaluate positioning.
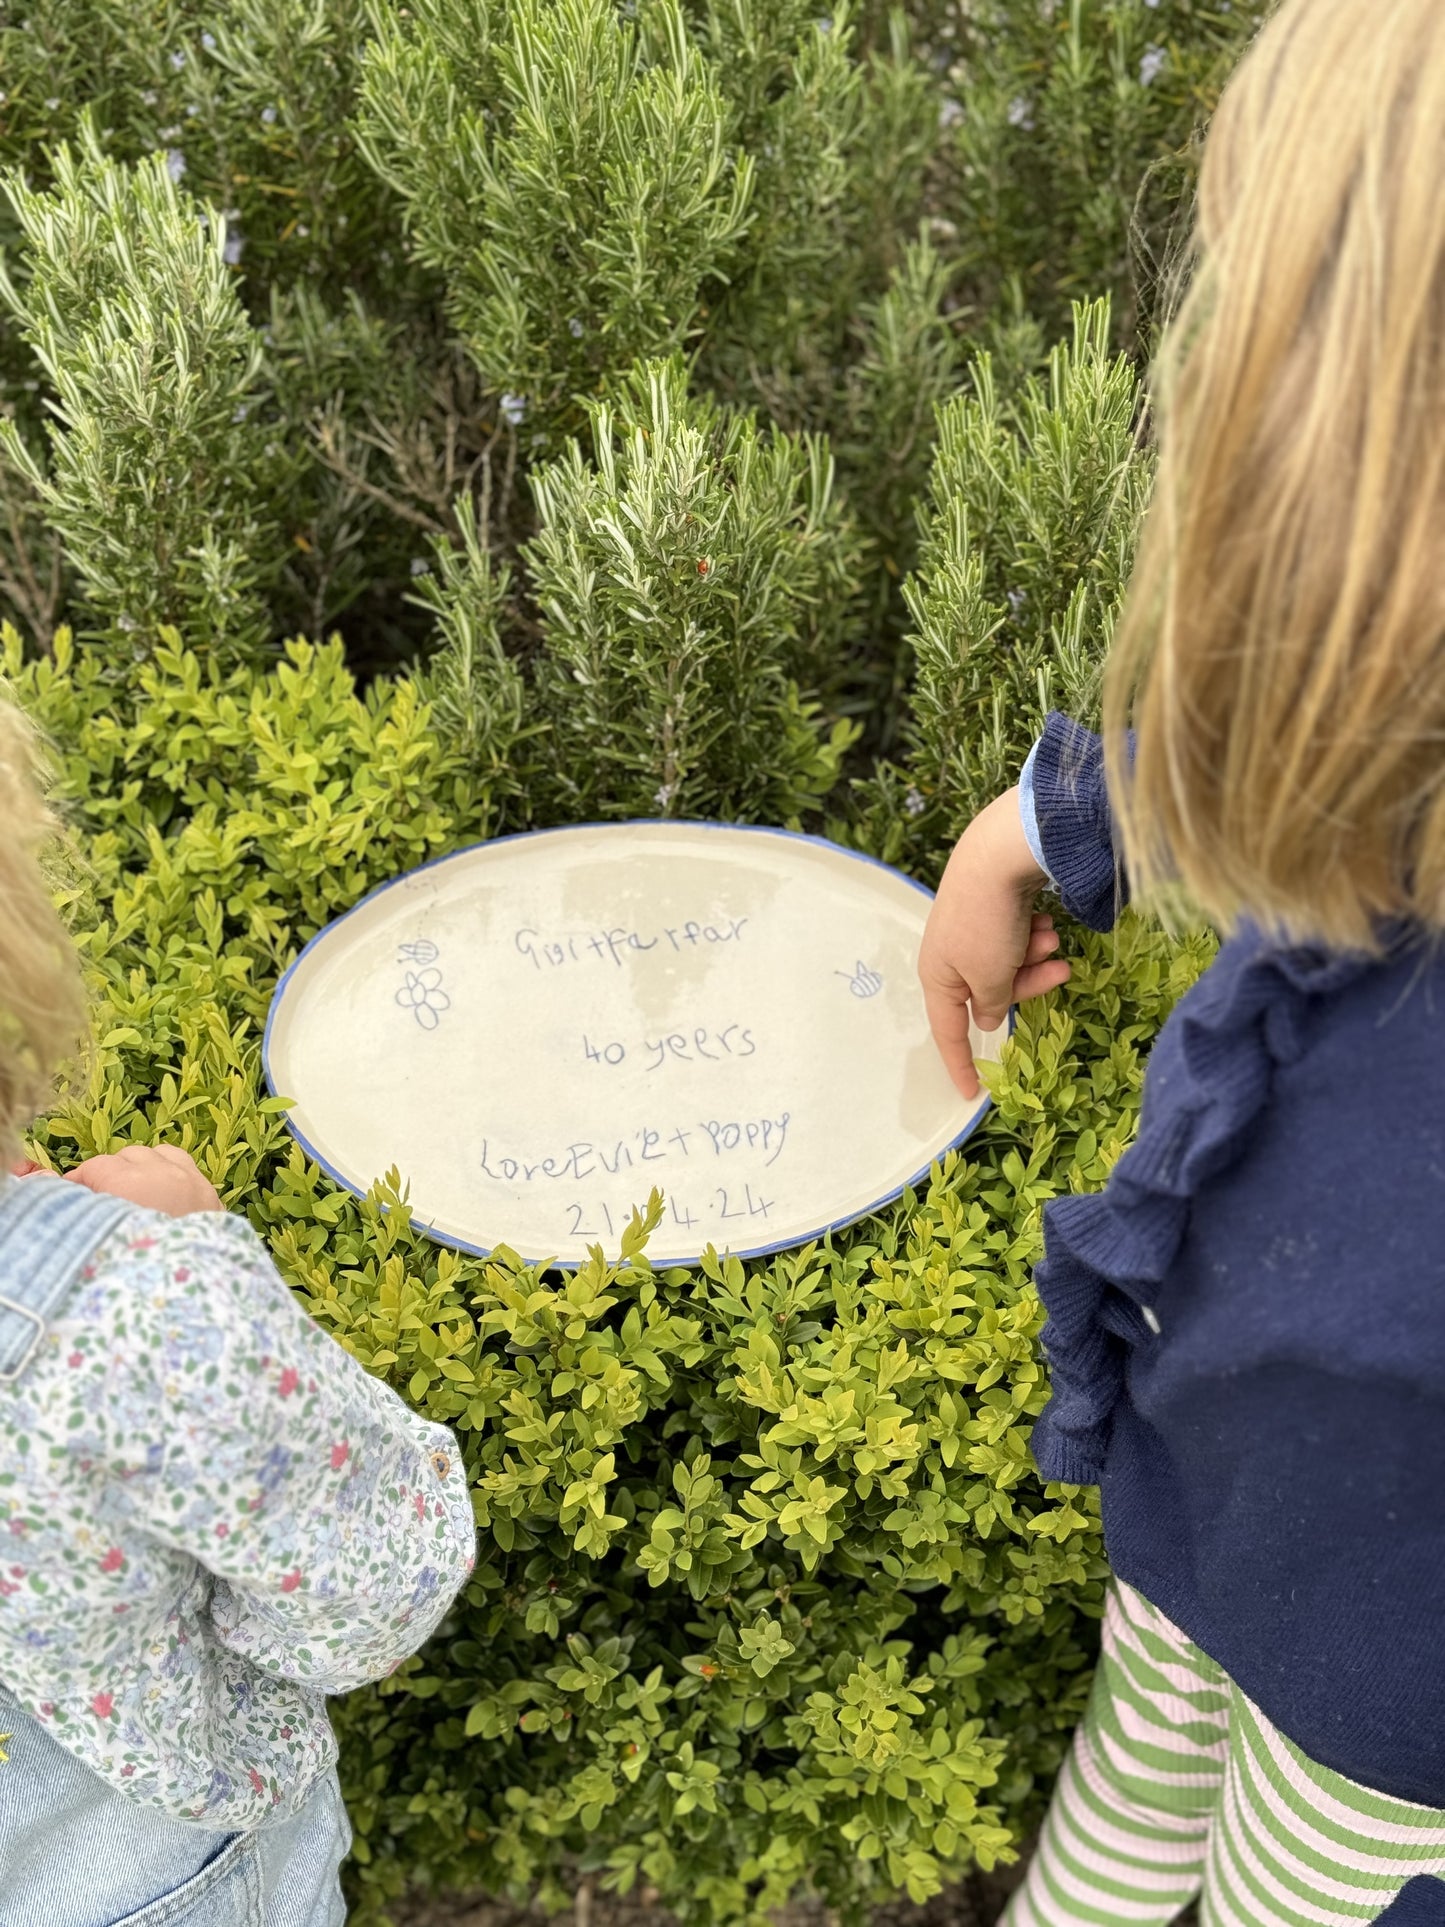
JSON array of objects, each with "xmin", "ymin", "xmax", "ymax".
[
  {"xmin": 311, "ymin": 410, "xmax": 454, "ymax": 537},
  {"xmin": 0, "ymin": 464, "xmax": 64, "ymax": 651}
]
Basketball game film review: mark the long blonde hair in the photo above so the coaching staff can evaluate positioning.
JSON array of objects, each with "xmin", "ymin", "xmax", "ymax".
[
  {"xmin": 1105, "ymin": 0, "xmax": 1445, "ymax": 951},
  {"xmin": 0, "ymin": 696, "xmax": 86, "ymax": 1164}
]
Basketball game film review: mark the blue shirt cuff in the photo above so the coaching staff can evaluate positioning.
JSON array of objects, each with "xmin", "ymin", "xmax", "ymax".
[{"xmin": 1018, "ymin": 739, "xmax": 1053, "ymax": 883}]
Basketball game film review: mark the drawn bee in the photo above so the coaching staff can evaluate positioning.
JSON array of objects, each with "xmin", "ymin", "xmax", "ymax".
[{"xmin": 836, "ymin": 960, "xmax": 883, "ymax": 999}]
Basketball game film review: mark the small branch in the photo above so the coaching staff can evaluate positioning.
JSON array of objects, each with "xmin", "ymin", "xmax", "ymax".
[
  {"xmin": 311, "ymin": 411, "xmax": 453, "ymax": 537},
  {"xmin": 0, "ymin": 465, "xmax": 64, "ymax": 651}
]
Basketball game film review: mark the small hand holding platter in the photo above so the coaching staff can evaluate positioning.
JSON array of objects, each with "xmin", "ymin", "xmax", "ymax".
[{"xmin": 263, "ymin": 823, "xmax": 1005, "ymax": 1267}]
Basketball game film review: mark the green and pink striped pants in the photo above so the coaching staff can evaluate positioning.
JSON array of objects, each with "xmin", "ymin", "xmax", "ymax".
[{"xmin": 1002, "ymin": 1582, "xmax": 1445, "ymax": 1926}]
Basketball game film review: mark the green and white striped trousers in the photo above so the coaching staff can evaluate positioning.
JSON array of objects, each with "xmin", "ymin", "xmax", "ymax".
[{"xmin": 1002, "ymin": 1581, "xmax": 1445, "ymax": 1926}]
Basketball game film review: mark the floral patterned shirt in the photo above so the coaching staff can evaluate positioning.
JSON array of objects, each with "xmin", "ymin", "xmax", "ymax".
[{"xmin": 0, "ymin": 1201, "xmax": 475, "ymax": 1831}]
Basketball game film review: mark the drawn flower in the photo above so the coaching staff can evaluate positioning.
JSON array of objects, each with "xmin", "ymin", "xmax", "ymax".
[{"xmin": 396, "ymin": 967, "xmax": 451, "ymax": 1031}]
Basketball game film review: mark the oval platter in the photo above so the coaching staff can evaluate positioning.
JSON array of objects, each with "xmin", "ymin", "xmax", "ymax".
[{"xmin": 262, "ymin": 822, "xmax": 1007, "ymax": 1267}]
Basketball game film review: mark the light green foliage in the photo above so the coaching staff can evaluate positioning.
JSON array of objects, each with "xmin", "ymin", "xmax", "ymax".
[
  {"xmin": 6, "ymin": 618, "xmax": 491, "ymax": 1168},
  {"xmin": 0, "ymin": 131, "xmax": 279, "ymax": 656}
]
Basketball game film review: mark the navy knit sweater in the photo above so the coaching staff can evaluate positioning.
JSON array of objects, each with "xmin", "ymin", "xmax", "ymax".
[{"xmin": 1027, "ymin": 714, "xmax": 1445, "ymax": 1922}]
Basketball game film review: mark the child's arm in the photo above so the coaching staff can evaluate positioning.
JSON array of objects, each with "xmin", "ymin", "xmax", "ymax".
[
  {"xmin": 92, "ymin": 1207, "xmax": 476, "ymax": 1694},
  {"xmin": 918, "ymin": 713, "xmax": 1125, "ymax": 1098}
]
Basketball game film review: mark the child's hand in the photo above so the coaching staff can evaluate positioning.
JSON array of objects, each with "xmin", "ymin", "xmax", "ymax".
[
  {"xmin": 64, "ymin": 1145, "xmax": 224, "ymax": 1217},
  {"xmin": 918, "ymin": 786, "xmax": 1072, "ymax": 1099}
]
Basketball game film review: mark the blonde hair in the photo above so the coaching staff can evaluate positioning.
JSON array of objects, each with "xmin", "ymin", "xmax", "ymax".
[
  {"xmin": 1105, "ymin": 0, "xmax": 1445, "ymax": 951},
  {"xmin": 0, "ymin": 696, "xmax": 86, "ymax": 1164}
]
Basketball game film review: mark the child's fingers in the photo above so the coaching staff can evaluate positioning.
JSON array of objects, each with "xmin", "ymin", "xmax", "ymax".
[
  {"xmin": 920, "ymin": 974, "xmax": 982, "ymax": 1101},
  {"xmin": 62, "ymin": 1158, "xmax": 110, "ymax": 1192},
  {"xmin": 151, "ymin": 1143, "xmax": 202, "ymax": 1170},
  {"xmin": 1023, "ymin": 923, "xmax": 1062, "ymax": 964},
  {"xmin": 1012, "ymin": 958, "xmax": 1073, "ymax": 1003},
  {"xmin": 61, "ymin": 1146, "xmax": 222, "ymax": 1215}
]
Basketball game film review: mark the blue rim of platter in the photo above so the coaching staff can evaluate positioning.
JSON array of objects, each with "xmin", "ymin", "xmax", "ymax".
[{"xmin": 262, "ymin": 819, "xmax": 1014, "ymax": 1271}]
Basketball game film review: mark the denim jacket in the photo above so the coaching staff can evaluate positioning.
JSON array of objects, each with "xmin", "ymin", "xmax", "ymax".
[{"xmin": 0, "ymin": 1172, "xmax": 473, "ymax": 1921}]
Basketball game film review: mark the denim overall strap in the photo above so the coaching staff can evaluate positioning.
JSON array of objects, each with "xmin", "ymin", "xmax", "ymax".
[{"xmin": 0, "ymin": 1174, "xmax": 134, "ymax": 1382}]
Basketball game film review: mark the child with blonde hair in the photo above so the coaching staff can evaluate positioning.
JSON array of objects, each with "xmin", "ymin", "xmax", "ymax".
[
  {"xmin": 0, "ymin": 702, "xmax": 475, "ymax": 1919},
  {"xmin": 920, "ymin": 1, "xmax": 1445, "ymax": 1921}
]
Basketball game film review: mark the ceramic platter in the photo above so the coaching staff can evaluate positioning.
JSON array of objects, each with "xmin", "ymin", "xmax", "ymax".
[{"xmin": 263, "ymin": 823, "xmax": 1006, "ymax": 1267}]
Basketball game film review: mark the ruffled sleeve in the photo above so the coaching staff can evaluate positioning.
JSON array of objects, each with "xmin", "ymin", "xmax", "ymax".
[
  {"xmin": 1029, "ymin": 928, "xmax": 1369, "ymax": 1485},
  {"xmin": 1030, "ymin": 711, "xmax": 1129, "ymax": 933}
]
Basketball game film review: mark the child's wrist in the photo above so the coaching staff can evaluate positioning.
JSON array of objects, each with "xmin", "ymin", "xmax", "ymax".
[{"xmin": 978, "ymin": 786, "xmax": 1048, "ymax": 892}]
